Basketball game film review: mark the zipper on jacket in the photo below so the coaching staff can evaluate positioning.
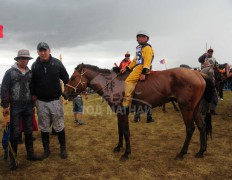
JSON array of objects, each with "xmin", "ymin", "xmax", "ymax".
[{"xmin": 44, "ymin": 67, "xmax": 46, "ymax": 73}]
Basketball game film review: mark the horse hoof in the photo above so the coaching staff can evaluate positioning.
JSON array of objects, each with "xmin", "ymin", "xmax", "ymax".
[
  {"xmin": 120, "ymin": 154, "xmax": 128, "ymax": 161},
  {"xmin": 195, "ymin": 152, "xmax": 204, "ymax": 158},
  {"xmin": 175, "ymin": 153, "xmax": 184, "ymax": 160},
  {"xmin": 113, "ymin": 146, "xmax": 121, "ymax": 153}
]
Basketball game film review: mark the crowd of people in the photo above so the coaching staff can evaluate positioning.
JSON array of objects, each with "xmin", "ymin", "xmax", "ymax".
[{"xmin": 1, "ymin": 30, "xmax": 230, "ymax": 171}]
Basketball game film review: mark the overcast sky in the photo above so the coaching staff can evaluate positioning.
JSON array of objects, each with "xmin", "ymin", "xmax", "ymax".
[{"xmin": 0, "ymin": 0, "xmax": 232, "ymax": 81}]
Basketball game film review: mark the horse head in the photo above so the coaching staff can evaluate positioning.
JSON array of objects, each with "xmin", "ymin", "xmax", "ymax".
[{"xmin": 63, "ymin": 63, "xmax": 89, "ymax": 100}]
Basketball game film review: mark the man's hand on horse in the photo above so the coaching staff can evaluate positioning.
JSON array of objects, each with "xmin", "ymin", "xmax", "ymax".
[{"xmin": 140, "ymin": 74, "xmax": 146, "ymax": 81}]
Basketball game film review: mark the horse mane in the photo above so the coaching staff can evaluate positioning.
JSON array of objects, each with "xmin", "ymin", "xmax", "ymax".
[{"xmin": 75, "ymin": 64, "xmax": 111, "ymax": 74}]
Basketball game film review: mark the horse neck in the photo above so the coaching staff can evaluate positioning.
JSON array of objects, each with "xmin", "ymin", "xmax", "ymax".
[{"xmin": 85, "ymin": 68, "xmax": 114, "ymax": 96}]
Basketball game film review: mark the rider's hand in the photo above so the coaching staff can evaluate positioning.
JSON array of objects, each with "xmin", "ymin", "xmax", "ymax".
[{"xmin": 140, "ymin": 74, "xmax": 146, "ymax": 81}]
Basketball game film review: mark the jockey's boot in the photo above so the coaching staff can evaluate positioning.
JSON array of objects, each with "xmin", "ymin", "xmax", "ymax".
[
  {"xmin": 41, "ymin": 132, "xmax": 50, "ymax": 159},
  {"xmin": 57, "ymin": 129, "xmax": 67, "ymax": 159},
  {"xmin": 25, "ymin": 133, "xmax": 43, "ymax": 161},
  {"xmin": 9, "ymin": 138, "xmax": 18, "ymax": 170}
]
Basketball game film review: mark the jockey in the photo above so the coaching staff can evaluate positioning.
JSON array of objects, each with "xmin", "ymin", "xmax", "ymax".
[
  {"xmin": 120, "ymin": 30, "xmax": 154, "ymax": 108},
  {"xmin": 119, "ymin": 51, "xmax": 131, "ymax": 69}
]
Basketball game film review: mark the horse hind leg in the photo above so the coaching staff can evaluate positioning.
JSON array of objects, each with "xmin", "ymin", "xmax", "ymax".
[
  {"xmin": 175, "ymin": 109, "xmax": 195, "ymax": 160},
  {"xmin": 193, "ymin": 105, "xmax": 207, "ymax": 158},
  {"xmin": 175, "ymin": 121, "xmax": 195, "ymax": 160}
]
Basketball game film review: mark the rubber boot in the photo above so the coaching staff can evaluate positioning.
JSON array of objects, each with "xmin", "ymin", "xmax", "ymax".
[
  {"xmin": 51, "ymin": 127, "xmax": 57, "ymax": 135},
  {"xmin": 146, "ymin": 108, "xmax": 155, "ymax": 123},
  {"xmin": 9, "ymin": 138, "xmax": 18, "ymax": 170},
  {"xmin": 25, "ymin": 133, "xmax": 43, "ymax": 161},
  {"xmin": 134, "ymin": 112, "xmax": 140, "ymax": 122},
  {"xmin": 57, "ymin": 129, "xmax": 67, "ymax": 159},
  {"xmin": 41, "ymin": 132, "xmax": 50, "ymax": 159}
]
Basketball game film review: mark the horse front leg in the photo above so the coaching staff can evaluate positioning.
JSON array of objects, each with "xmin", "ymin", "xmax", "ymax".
[
  {"xmin": 120, "ymin": 114, "xmax": 131, "ymax": 161},
  {"xmin": 113, "ymin": 113, "xmax": 124, "ymax": 153}
]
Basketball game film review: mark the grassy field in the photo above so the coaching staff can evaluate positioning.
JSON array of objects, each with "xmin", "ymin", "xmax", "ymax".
[{"xmin": 0, "ymin": 91, "xmax": 232, "ymax": 179}]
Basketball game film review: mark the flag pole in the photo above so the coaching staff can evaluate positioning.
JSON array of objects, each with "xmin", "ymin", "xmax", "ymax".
[{"xmin": 164, "ymin": 61, "xmax": 167, "ymax": 70}]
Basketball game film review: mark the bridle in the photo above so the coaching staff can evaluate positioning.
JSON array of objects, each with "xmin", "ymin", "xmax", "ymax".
[
  {"xmin": 65, "ymin": 69, "xmax": 87, "ymax": 92},
  {"xmin": 66, "ymin": 68, "xmax": 121, "ymax": 94}
]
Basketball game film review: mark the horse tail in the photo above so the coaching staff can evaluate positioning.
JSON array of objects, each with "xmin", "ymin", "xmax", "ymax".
[
  {"xmin": 205, "ymin": 112, "xmax": 212, "ymax": 139},
  {"xmin": 201, "ymin": 73, "xmax": 214, "ymax": 139},
  {"xmin": 201, "ymin": 73, "xmax": 214, "ymax": 103}
]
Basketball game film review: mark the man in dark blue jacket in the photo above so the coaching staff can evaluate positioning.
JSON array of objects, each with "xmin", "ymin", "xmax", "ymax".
[{"xmin": 31, "ymin": 42, "xmax": 69, "ymax": 159}]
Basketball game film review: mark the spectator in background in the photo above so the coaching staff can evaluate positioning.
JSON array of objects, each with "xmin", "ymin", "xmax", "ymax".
[{"xmin": 73, "ymin": 92, "xmax": 87, "ymax": 125}]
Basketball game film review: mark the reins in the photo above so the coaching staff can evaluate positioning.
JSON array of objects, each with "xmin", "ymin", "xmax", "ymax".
[{"xmin": 94, "ymin": 72, "xmax": 121, "ymax": 93}]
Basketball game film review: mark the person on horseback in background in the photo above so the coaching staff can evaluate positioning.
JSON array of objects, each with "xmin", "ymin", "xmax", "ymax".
[
  {"xmin": 201, "ymin": 60, "xmax": 218, "ymax": 115},
  {"xmin": 119, "ymin": 51, "xmax": 131, "ymax": 69},
  {"xmin": 198, "ymin": 48, "xmax": 218, "ymax": 69},
  {"xmin": 113, "ymin": 51, "xmax": 131, "ymax": 73},
  {"xmin": 120, "ymin": 30, "xmax": 154, "ymax": 115}
]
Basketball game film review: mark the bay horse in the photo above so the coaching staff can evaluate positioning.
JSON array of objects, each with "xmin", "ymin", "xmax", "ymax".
[{"xmin": 63, "ymin": 64, "xmax": 214, "ymax": 161}]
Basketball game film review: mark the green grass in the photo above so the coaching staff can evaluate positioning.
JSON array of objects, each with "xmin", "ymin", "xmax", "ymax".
[{"xmin": 0, "ymin": 92, "xmax": 232, "ymax": 179}]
